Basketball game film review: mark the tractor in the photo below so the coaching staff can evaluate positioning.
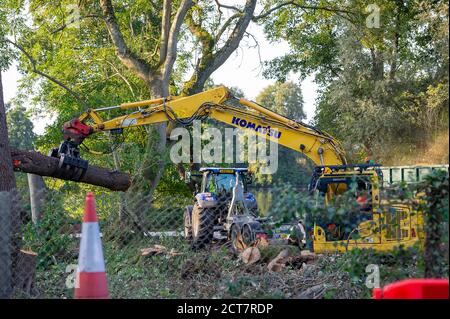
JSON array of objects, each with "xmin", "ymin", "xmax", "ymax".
[
  {"xmin": 183, "ymin": 167, "xmax": 307, "ymax": 251},
  {"xmin": 182, "ymin": 167, "xmax": 266, "ymax": 250}
]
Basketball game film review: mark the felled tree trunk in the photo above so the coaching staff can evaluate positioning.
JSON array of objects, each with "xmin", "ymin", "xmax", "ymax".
[{"xmin": 11, "ymin": 148, "xmax": 131, "ymax": 192}]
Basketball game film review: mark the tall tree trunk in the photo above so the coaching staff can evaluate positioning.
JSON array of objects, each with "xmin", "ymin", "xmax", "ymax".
[
  {"xmin": 108, "ymin": 132, "xmax": 126, "ymax": 221},
  {"xmin": 123, "ymin": 80, "xmax": 170, "ymax": 233},
  {"xmin": 370, "ymin": 48, "xmax": 384, "ymax": 81},
  {"xmin": 148, "ymin": 79, "xmax": 169, "ymax": 190},
  {"xmin": 0, "ymin": 71, "xmax": 20, "ymax": 298},
  {"xmin": 27, "ymin": 174, "xmax": 46, "ymax": 224},
  {"xmin": 0, "ymin": 191, "xmax": 12, "ymax": 298},
  {"xmin": 0, "ymin": 73, "xmax": 16, "ymax": 191}
]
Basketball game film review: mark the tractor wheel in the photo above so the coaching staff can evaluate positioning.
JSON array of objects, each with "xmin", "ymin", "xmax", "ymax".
[
  {"xmin": 241, "ymin": 224, "xmax": 255, "ymax": 246},
  {"xmin": 191, "ymin": 203, "xmax": 215, "ymax": 250},
  {"xmin": 183, "ymin": 206, "xmax": 193, "ymax": 242}
]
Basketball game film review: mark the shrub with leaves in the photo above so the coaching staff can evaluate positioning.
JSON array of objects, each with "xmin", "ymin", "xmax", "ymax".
[
  {"xmin": 22, "ymin": 192, "xmax": 78, "ymax": 269},
  {"xmin": 418, "ymin": 170, "xmax": 449, "ymax": 278}
]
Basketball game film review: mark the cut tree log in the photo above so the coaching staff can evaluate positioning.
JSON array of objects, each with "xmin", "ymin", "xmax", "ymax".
[{"xmin": 11, "ymin": 148, "xmax": 131, "ymax": 191}]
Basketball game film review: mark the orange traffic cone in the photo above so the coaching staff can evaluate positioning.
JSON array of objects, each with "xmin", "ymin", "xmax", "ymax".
[{"xmin": 74, "ymin": 192, "xmax": 109, "ymax": 299}]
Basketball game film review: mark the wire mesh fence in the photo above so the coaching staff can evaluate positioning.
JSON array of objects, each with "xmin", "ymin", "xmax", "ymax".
[{"xmin": 0, "ymin": 169, "xmax": 448, "ymax": 299}]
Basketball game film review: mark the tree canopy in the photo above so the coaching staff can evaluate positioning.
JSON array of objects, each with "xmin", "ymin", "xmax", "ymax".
[{"xmin": 261, "ymin": 0, "xmax": 449, "ymax": 163}]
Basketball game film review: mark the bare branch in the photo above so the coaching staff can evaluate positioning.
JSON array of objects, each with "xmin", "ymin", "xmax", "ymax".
[
  {"xmin": 244, "ymin": 31, "xmax": 263, "ymax": 72},
  {"xmin": 162, "ymin": 0, "xmax": 193, "ymax": 83},
  {"xmin": 183, "ymin": 0, "xmax": 257, "ymax": 95},
  {"xmin": 215, "ymin": 12, "xmax": 240, "ymax": 43},
  {"xmin": 3, "ymin": 39, "xmax": 87, "ymax": 108},
  {"xmin": 51, "ymin": 14, "xmax": 101, "ymax": 34},
  {"xmin": 210, "ymin": 0, "xmax": 256, "ymax": 69},
  {"xmin": 214, "ymin": 0, "xmax": 242, "ymax": 13},
  {"xmin": 253, "ymin": 1, "xmax": 356, "ymax": 21},
  {"xmin": 159, "ymin": 0, "xmax": 172, "ymax": 65},
  {"xmin": 104, "ymin": 60, "xmax": 136, "ymax": 98},
  {"xmin": 99, "ymin": 0, "xmax": 153, "ymax": 84}
]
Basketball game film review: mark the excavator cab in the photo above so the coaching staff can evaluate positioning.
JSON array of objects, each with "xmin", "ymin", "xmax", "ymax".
[
  {"xmin": 307, "ymin": 165, "xmax": 380, "ymax": 243},
  {"xmin": 310, "ymin": 165, "xmax": 424, "ymax": 252}
]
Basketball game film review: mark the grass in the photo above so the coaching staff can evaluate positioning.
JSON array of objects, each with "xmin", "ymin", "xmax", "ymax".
[
  {"xmin": 28, "ymin": 233, "xmax": 351, "ymax": 299},
  {"xmin": 383, "ymin": 131, "xmax": 449, "ymax": 166},
  {"xmin": 23, "ymin": 182, "xmax": 447, "ymax": 299},
  {"xmin": 27, "ymin": 233, "xmax": 437, "ymax": 299}
]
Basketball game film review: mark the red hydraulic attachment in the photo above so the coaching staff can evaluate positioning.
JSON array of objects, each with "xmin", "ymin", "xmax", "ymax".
[
  {"xmin": 373, "ymin": 279, "xmax": 449, "ymax": 299},
  {"xmin": 46, "ymin": 118, "xmax": 93, "ymax": 181},
  {"xmin": 62, "ymin": 118, "xmax": 93, "ymax": 145}
]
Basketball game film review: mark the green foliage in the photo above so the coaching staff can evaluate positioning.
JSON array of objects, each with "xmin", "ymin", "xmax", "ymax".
[
  {"xmin": 0, "ymin": 0, "xmax": 25, "ymax": 70},
  {"xmin": 256, "ymin": 81, "xmax": 305, "ymax": 121},
  {"xmin": 5, "ymin": 103, "xmax": 37, "ymax": 194},
  {"xmin": 321, "ymin": 246, "xmax": 423, "ymax": 298},
  {"xmin": 6, "ymin": 105, "xmax": 36, "ymax": 149},
  {"xmin": 22, "ymin": 192, "xmax": 78, "ymax": 269},
  {"xmin": 268, "ymin": 176, "xmax": 373, "ymax": 228},
  {"xmin": 262, "ymin": 0, "xmax": 449, "ymax": 164},
  {"xmin": 418, "ymin": 169, "xmax": 449, "ymax": 277},
  {"xmin": 268, "ymin": 182, "xmax": 309, "ymax": 222}
]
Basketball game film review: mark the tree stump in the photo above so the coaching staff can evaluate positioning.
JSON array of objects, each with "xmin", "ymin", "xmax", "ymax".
[{"xmin": 13, "ymin": 250, "xmax": 38, "ymax": 296}]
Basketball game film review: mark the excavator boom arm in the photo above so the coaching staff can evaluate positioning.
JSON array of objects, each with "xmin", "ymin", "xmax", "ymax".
[{"xmin": 60, "ymin": 86, "xmax": 346, "ymax": 167}]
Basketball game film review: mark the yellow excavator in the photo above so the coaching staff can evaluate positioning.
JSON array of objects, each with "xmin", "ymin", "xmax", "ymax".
[{"xmin": 50, "ymin": 86, "xmax": 424, "ymax": 252}]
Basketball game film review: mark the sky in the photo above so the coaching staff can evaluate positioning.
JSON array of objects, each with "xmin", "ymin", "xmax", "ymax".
[
  {"xmin": 3, "ymin": 61, "xmax": 22, "ymax": 105},
  {"xmin": 210, "ymin": 22, "xmax": 318, "ymax": 119},
  {"xmin": 2, "ymin": 5, "xmax": 318, "ymax": 135}
]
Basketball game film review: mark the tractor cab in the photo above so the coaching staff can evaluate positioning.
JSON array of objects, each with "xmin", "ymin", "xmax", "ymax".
[
  {"xmin": 183, "ymin": 167, "xmax": 260, "ymax": 250},
  {"xmin": 195, "ymin": 168, "xmax": 257, "ymax": 214},
  {"xmin": 200, "ymin": 167, "xmax": 250, "ymax": 195}
]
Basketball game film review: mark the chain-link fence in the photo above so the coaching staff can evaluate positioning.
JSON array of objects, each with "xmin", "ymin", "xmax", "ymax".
[
  {"xmin": 0, "ymin": 178, "xmax": 335, "ymax": 299},
  {"xmin": 0, "ymin": 169, "xmax": 448, "ymax": 299}
]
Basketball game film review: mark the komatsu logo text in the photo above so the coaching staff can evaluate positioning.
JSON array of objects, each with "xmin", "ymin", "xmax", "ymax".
[{"xmin": 231, "ymin": 117, "xmax": 281, "ymax": 139}]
